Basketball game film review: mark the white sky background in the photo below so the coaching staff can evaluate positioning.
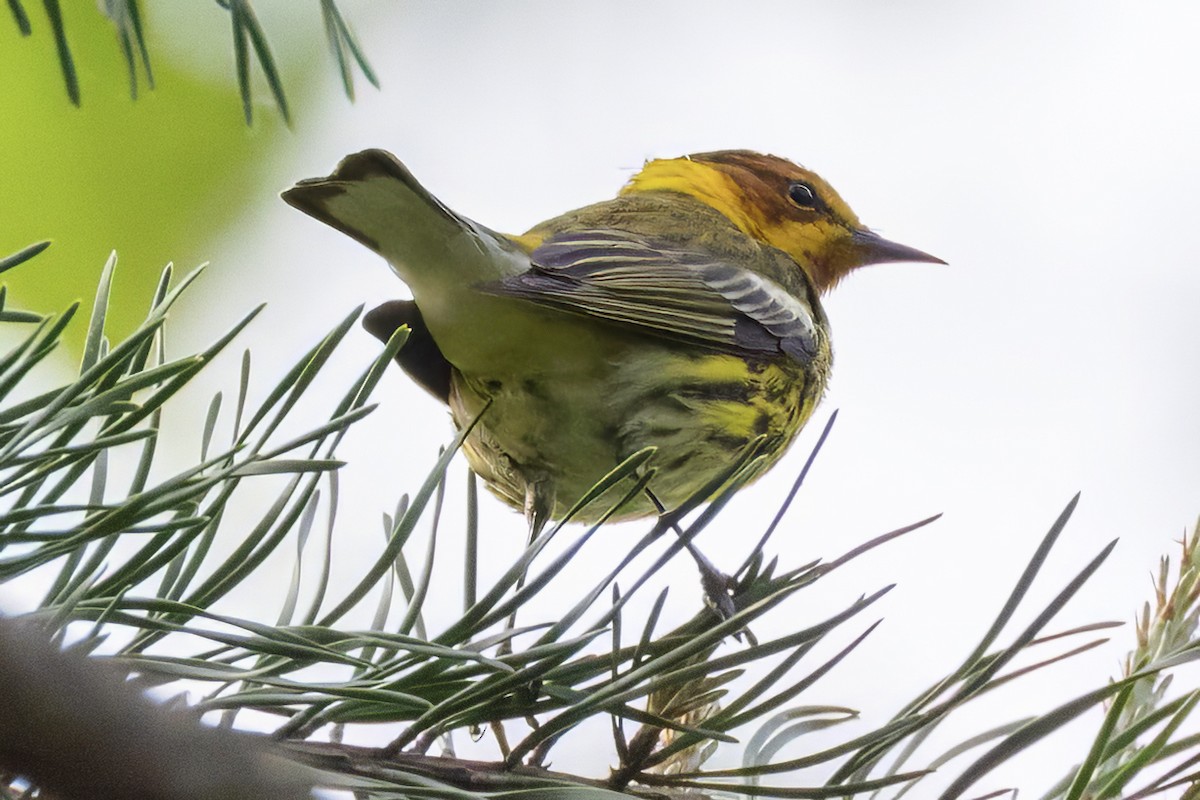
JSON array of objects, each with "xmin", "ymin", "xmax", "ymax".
[{"xmin": 141, "ymin": 0, "xmax": 1200, "ymax": 794}]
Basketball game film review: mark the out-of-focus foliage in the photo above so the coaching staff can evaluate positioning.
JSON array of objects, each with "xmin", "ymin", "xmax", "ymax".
[{"xmin": 0, "ymin": 3, "xmax": 328, "ymax": 345}]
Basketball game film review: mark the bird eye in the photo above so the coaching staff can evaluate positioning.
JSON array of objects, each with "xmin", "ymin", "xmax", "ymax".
[{"xmin": 787, "ymin": 182, "xmax": 817, "ymax": 209}]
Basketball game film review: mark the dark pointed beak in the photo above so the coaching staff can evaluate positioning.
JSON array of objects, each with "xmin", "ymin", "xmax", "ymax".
[{"xmin": 850, "ymin": 228, "xmax": 946, "ymax": 266}]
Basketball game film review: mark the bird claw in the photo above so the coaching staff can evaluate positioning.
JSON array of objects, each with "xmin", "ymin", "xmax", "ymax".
[
  {"xmin": 699, "ymin": 565, "xmax": 738, "ymax": 620},
  {"xmin": 694, "ymin": 557, "xmax": 756, "ymax": 644}
]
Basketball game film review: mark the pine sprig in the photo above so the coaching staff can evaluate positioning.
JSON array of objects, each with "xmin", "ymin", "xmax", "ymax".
[
  {"xmin": 0, "ymin": 242, "xmax": 1197, "ymax": 799},
  {"xmin": 11, "ymin": 1, "xmax": 376, "ymax": 121},
  {"xmin": 1041, "ymin": 520, "xmax": 1200, "ymax": 799}
]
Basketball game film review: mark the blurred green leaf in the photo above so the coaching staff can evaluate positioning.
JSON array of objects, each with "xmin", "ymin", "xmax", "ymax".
[{"xmin": 1, "ymin": 7, "xmax": 288, "ymax": 347}]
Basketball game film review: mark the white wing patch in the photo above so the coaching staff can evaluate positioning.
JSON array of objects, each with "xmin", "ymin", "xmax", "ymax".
[{"xmin": 483, "ymin": 229, "xmax": 819, "ymax": 362}]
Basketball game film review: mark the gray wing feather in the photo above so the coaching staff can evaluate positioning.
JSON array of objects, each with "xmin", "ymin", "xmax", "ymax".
[{"xmin": 482, "ymin": 230, "xmax": 818, "ymax": 362}]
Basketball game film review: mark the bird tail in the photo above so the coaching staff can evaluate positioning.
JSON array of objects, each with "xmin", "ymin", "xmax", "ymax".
[
  {"xmin": 283, "ymin": 150, "xmax": 540, "ymax": 373},
  {"xmin": 282, "ymin": 150, "xmax": 527, "ymax": 292}
]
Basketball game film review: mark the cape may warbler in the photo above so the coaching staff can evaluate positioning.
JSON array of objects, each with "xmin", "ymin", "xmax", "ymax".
[{"xmin": 284, "ymin": 150, "xmax": 940, "ymax": 532}]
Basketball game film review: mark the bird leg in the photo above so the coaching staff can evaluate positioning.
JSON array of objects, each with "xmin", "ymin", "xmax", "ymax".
[
  {"xmin": 492, "ymin": 479, "xmax": 555, "ymax": 759},
  {"xmin": 496, "ymin": 479, "xmax": 553, "ymax": 658},
  {"xmin": 523, "ymin": 478, "xmax": 554, "ymax": 545},
  {"xmin": 644, "ymin": 489, "xmax": 737, "ymax": 620}
]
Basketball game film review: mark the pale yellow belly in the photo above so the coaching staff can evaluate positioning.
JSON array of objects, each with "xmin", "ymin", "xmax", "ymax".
[{"xmin": 448, "ymin": 344, "xmax": 823, "ymax": 523}]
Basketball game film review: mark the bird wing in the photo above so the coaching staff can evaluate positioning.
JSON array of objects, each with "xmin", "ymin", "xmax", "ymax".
[
  {"xmin": 482, "ymin": 229, "xmax": 819, "ymax": 362},
  {"xmin": 363, "ymin": 300, "xmax": 452, "ymax": 404}
]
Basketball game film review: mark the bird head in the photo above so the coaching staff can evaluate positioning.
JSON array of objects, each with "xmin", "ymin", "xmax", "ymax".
[{"xmin": 621, "ymin": 149, "xmax": 943, "ymax": 291}]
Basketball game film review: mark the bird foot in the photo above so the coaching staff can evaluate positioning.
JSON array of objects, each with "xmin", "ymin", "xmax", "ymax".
[{"xmin": 698, "ymin": 561, "xmax": 738, "ymax": 620}]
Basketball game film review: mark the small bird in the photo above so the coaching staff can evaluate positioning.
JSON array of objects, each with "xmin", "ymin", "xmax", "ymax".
[{"xmin": 283, "ymin": 150, "xmax": 940, "ymax": 544}]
